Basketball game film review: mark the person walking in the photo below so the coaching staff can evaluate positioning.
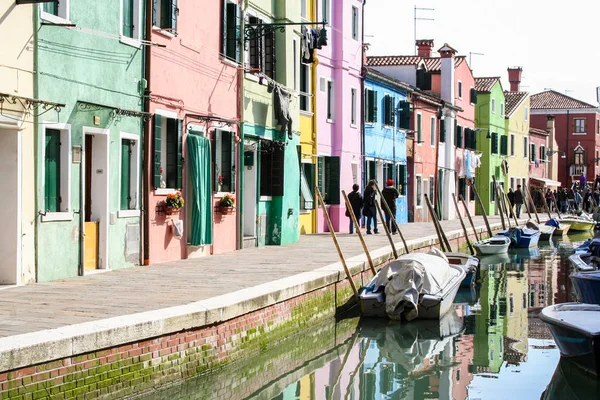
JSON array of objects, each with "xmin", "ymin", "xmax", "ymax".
[
  {"xmin": 507, "ymin": 188, "xmax": 515, "ymax": 217},
  {"xmin": 381, "ymin": 179, "xmax": 400, "ymax": 234},
  {"xmin": 545, "ymin": 188, "xmax": 554, "ymax": 212},
  {"xmin": 514, "ymin": 185, "xmax": 524, "ymax": 218},
  {"xmin": 363, "ymin": 180, "xmax": 379, "ymax": 234},
  {"xmin": 346, "ymin": 184, "xmax": 363, "ymax": 234}
]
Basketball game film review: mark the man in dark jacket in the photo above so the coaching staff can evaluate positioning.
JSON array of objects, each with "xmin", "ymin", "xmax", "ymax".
[
  {"xmin": 507, "ymin": 188, "xmax": 515, "ymax": 217},
  {"xmin": 514, "ymin": 185, "xmax": 524, "ymax": 218},
  {"xmin": 346, "ymin": 184, "xmax": 363, "ymax": 234},
  {"xmin": 381, "ymin": 179, "xmax": 400, "ymax": 234},
  {"xmin": 363, "ymin": 180, "xmax": 378, "ymax": 234}
]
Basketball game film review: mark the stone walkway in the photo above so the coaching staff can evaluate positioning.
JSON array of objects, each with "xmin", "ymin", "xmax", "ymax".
[{"xmin": 0, "ymin": 216, "xmax": 509, "ymax": 338}]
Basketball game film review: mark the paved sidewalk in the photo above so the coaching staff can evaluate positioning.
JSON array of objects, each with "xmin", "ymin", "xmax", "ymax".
[{"xmin": 0, "ymin": 216, "xmax": 507, "ymax": 338}]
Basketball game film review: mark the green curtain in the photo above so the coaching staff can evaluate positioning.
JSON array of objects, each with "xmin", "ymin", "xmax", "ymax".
[{"xmin": 187, "ymin": 134, "xmax": 213, "ymax": 245}]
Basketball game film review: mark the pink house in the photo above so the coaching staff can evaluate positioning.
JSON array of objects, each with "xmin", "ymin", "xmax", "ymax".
[
  {"xmin": 145, "ymin": 0, "xmax": 240, "ymax": 264},
  {"xmin": 316, "ymin": 0, "xmax": 364, "ymax": 232}
]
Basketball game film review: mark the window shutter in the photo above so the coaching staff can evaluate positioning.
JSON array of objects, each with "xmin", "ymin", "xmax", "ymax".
[
  {"xmin": 440, "ymin": 119, "xmax": 445, "ymax": 143},
  {"xmin": 491, "ymin": 132, "xmax": 498, "ymax": 154},
  {"xmin": 45, "ymin": 129, "xmax": 61, "ymax": 212},
  {"xmin": 372, "ymin": 91, "xmax": 378, "ymax": 123},
  {"xmin": 121, "ymin": 140, "xmax": 132, "ymax": 210},
  {"xmin": 43, "ymin": 1, "xmax": 58, "ymax": 16},
  {"xmin": 123, "ymin": 0, "xmax": 134, "ymax": 38},
  {"xmin": 390, "ymin": 97, "xmax": 396, "ymax": 126},
  {"xmin": 212, "ymin": 130, "xmax": 219, "ymax": 191},
  {"xmin": 271, "ymin": 146, "xmax": 285, "ymax": 196},
  {"xmin": 170, "ymin": 0, "xmax": 178, "ymax": 32},
  {"xmin": 455, "ymin": 126, "xmax": 463, "ymax": 147},
  {"xmin": 399, "ymin": 165, "xmax": 406, "ymax": 195},
  {"xmin": 248, "ymin": 17, "xmax": 260, "ymax": 69},
  {"xmin": 500, "ymin": 135, "xmax": 508, "ymax": 155},
  {"xmin": 265, "ymin": 31, "xmax": 276, "ymax": 79},
  {"xmin": 470, "ymin": 88, "xmax": 478, "ymax": 104},
  {"xmin": 398, "ymin": 101, "xmax": 410, "ymax": 130},
  {"xmin": 153, "ymin": 115, "xmax": 162, "ymax": 189},
  {"xmin": 161, "ymin": 0, "xmax": 170, "ymax": 28},
  {"xmin": 176, "ymin": 119, "xmax": 183, "ymax": 189},
  {"xmin": 324, "ymin": 156, "xmax": 340, "ymax": 204},
  {"xmin": 152, "ymin": 0, "xmax": 158, "ymax": 26},
  {"xmin": 230, "ymin": 132, "xmax": 236, "ymax": 192},
  {"xmin": 317, "ymin": 156, "xmax": 325, "ymax": 196},
  {"xmin": 472, "ymin": 129, "xmax": 477, "ymax": 150}
]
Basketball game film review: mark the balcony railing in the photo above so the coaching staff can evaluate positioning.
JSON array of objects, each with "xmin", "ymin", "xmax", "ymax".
[{"xmin": 570, "ymin": 164, "xmax": 587, "ymax": 176}]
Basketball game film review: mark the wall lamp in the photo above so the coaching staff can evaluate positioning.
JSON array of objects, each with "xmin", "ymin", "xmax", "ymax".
[
  {"xmin": 475, "ymin": 128, "xmax": 491, "ymax": 139},
  {"xmin": 547, "ymin": 149, "xmax": 566, "ymax": 158}
]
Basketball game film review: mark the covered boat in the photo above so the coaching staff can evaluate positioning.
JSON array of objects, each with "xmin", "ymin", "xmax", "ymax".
[
  {"xmin": 473, "ymin": 236, "xmax": 511, "ymax": 255},
  {"xmin": 497, "ymin": 227, "xmax": 541, "ymax": 248},
  {"xmin": 539, "ymin": 303, "xmax": 600, "ymax": 376},
  {"xmin": 360, "ymin": 251, "xmax": 465, "ymax": 321},
  {"xmin": 546, "ymin": 217, "xmax": 570, "ymax": 235}
]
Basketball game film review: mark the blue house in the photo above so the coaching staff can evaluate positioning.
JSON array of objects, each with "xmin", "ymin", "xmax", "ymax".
[{"xmin": 364, "ymin": 70, "xmax": 411, "ymax": 224}]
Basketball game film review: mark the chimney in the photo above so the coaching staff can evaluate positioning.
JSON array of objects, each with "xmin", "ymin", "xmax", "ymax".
[
  {"xmin": 416, "ymin": 39, "xmax": 434, "ymax": 58},
  {"xmin": 547, "ymin": 115, "xmax": 558, "ymax": 181},
  {"xmin": 507, "ymin": 67, "xmax": 523, "ymax": 92},
  {"xmin": 438, "ymin": 43, "xmax": 457, "ymax": 103}
]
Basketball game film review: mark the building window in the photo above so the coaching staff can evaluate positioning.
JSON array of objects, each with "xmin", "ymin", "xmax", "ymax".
[
  {"xmin": 430, "ymin": 116, "xmax": 436, "ymax": 146},
  {"xmin": 300, "ymin": 64, "xmax": 310, "ymax": 112},
  {"xmin": 301, "ymin": 0, "xmax": 308, "ymax": 19},
  {"xmin": 458, "ymin": 177, "xmax": 466, "ymax": 200},
  {"xmin": 464, "ymin": 128, "xmax": 476, "ymax": 150},
  {"xmin": 42, "ymin": 0, "xmax": 69, "ymax": 21},
  {"xmin": 597, "ymin": 120, "xmax": 599, "ymax": 135},
  {"xmin": 351, "ymin": 6, "xmax": 359, "ymax": 40},
  {"xmin": 120, "ymin": 135, "xmax": 140, "ymax": 211},
  {"xmin": 260, "ymin": 142, "xmax": 285, "ymax": 197},
  {"xmin": 491, "ymin": 98, "xmax": 496, "ymax": 114},
  {"xmin": 395, "ymin": 163, "xmax": 407, "ymax": 195},
  {"xmin": 458, "ymin": 81, "xmax": 463, "ymax": 99},
  {"xmin": 317, "ymin": 156, "xmax": 340, "ymax": 204},
  {"xmin": 416, "ymin": 175, "xmax": 422, "ymax": 207},
  {"xmin": 523, "ymin": 137, "xmax": 528, "ymax": 159},
  {"xmin": 510, "ymin": 134, "xmax": 515, "ymax": 156},
  {"xmin": 153, "ymin": 115, "xmax": 182, "ymax": 190},
  {"xmin": 122, "ymin": 0, "xmax": 142, "ymax": 40},
  {"xmin": 383, "ymin": 95, "xmax": 395, "ymax": 126},
  {"xmin": 540, "ymin": 145, "xmax": 546, "ymax": 162},
  {"xmin": 524, "ymin": 107, "xmax": 529, "ymax": 121},
  {"xmin": 574, "ymin": 118, "xmax": 586, "ymax": 134},
  {"xmin": 248, "ymin": 16, "xmax": 276, "ymax": 79},
  {"xmin": 351, "ymin": 88, "xmax": 357, "ymax": 126},
  {"xmin": 212, "ymin": 130, "xmax": 236, "ymax": 193},
  {"xmin": 500, "ymin": 135, "xmax": 508, "ymax": 156},
  {"xmin": 398, "ymin": 101, "xmax": 410, "ymax": 129},
  {"xmin": 383, "ymin": 162, "xmax": 393, "ymax": 183},
  {"xmin": 455, "ymin": 125, "xmax": 463, "ymax": 148},
  {"xmin": 322, "ymin": 0, "xmax": 331, "ymax": 24},
  {"xmin": 364, "ymin": 88, "xmax": 377, "ymax": 123},
  {"xmin": 153, "ymin": 0, "xmax": 179, "ymax": 33},
  {"xmin": 416, "ymin": 113, "xmax": 422, "ymax": 143},
  {"xmin": 491, "ymin": 132, "xmax": 498, "ymax": 154},
  {"xmin": 300, "ymin": 163, "xmax": 315, "ymax": 210},
  {"xmin": 530, "ymin": 143, "xmax": 536, "ymax": 162},
  {"xmin": 470, "ymin": 88, "xmax": 478, "ymax": 104},
  {"xmin": 326, "ymin": 80, "xmax": 334, "ymax": 120},
  {"xmin": 574, "ymin": 150, "xmax": 585, "ymax": 165},
  {"xmin": 510, "ymin": 177, "xmax": 515, "ymax": 190},
  {"xmin": 43, "ymin": 125, "xmax": 71, "ymax": 213},
  {"xmin": 365, "ymin": 159, "xmax": 376, "ymax": 181},
  {"xmin": 439, "ymin": 119, "xmax": 445, "ymax": 143},
  {"xmin": 429, "ymin": 175, "xmax": 435, "ymax": 201},
  {"xmin": 470, "ymin": 177, "xmax": 476, "ymax": 201},
  {"xmin": 222, "ymin": 1, "xmax": 241, "ymax": 62},
  {"xmin": 500, "ymin": 103, "xmax": 504, "ymax": 117}
]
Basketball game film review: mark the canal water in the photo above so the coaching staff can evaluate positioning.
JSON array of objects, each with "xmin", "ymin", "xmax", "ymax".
[{"xmin": 141, "ymin": 232, "xmax": 599, "ymax": 400}]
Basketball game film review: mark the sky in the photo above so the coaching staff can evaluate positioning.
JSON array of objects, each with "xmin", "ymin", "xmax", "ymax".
[{"xmin": 364, "ymin": 0, "xmax": 600, "ymax": 106}]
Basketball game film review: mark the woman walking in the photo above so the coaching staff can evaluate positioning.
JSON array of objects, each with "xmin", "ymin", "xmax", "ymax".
[{"xmin": 363, "ymin": 180, "xmax": 379, "ymax": 234}]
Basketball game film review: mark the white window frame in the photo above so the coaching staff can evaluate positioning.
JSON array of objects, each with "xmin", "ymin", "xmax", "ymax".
[
  {"xmin": 574, "ymin": 118, "xmax": 587, "ymax": 135},
  {"xmin": 491, "ymin": 98, "xmax": 496, "ymax": 114},
  {"xmin": 430, "ymin": 116, "xmax": 436, "ymax": 147},
  {"xmin": 41, "ymin": 122, "xmax": 72, "ymax": 222},
  {"xmin": 214, "ymin": 128, "xmax": 236, "ymax": 194},
  {"xmin": 500, "ymin": 102, "xmax": 505, "ymax": 117},
  {"xmin": 326, "ymin": 78, "xmax": 334, "ymax": 123},
  {"xmin": 458, "ymin": 81, "xmax": 463, "ymax": 99},
  {"xmin": 118, "ymin": 132, "xmax": 141, "ymax": 218},
  {"xmin": 510, "ymin": 133, "xmax": 515, "ymax": 156},
  {"xmin": 351, "ymin": 5, "xmax": 359, "ymax": 41},
  {"xmin": 540, "ymin": 145, "xmax": 546, "ymax": 162},
  {"xmin": 416, "ymin": 175, "xmax": 423, "ymax": 208},
  {"xmin": 120, "ymin": 0, "xmax": 143, "ymax": 47},
  {"xmin": 155, "ymin": 109, "xmax": 179, "ymax": 195},
  {"xmin": 416, "ymin": 112, "xmax": 423, "ymax": 145},
  {"xmin": 300, "ymin": 63, "xmax": 311, "ymax": 114},
  {"xmin": 40, "ymin": 0, "xmax": 70, "ymax": 24},
  {"xmin": 350, "ymin": 87, "xmax": 357, "ymax": 127},
  {"xmin": 523, "ymin": 136, "xmax": 528, "ymax": 159}
]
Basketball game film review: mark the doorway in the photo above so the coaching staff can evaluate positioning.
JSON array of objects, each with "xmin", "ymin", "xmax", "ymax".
[
  {"xmin": 243, "ymin": 142, "xmax": 257, "ymax": 248},
  {"xmin": 0, "ymin": 128, "xmax": 21, "ymax": 284},
  {"xmin": 82, "ymin": 127, "xmax": 109, "ymax": 271}
]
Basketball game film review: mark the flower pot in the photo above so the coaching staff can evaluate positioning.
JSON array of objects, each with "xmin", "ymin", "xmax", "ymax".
[
  {"xmin": 165, "ymin": 206, "xmax": 179, "ymax": 215},
  {"xmin": 219, "ymin": 206, "xmax": 234, "ymax": 215}
]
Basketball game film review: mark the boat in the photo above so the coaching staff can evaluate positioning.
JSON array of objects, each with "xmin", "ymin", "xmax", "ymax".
[
  {"xmin": 546, "ymin": 217, "xmax": 570, "ymax": 236},
  {"xmin": 496, "ymin": 227, "xmax": 541, "ymax": 248},
  {"xmin": 444, "ymin": 252, "xmax": 480, "ymax": 288},
  {"xmin": 541, "ymin": 358, "xmax": 600, "ymax": 400},
  {"xmin": 472, "ymin": 236, "xmax": 511, "ymax": 255},
  {"xmin": 568, "ymin": 251, "xmax": 600, "ymax": 304},
  {"xmin": 360, "ymin": 251, "xmax": 465, "ymax": 321},
  {"xmin": 539, "ymin": 302, "xmax": 600, "ymax": 376},
  {"xmin": 525, "ymin": 221, "xmax": 554, "ymax": 241},
  {"xmin": 560, "ymin": 215, "xmax": 596, "ymax": 232}
]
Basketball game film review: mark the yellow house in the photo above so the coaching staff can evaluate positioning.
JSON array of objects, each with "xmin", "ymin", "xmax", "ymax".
[
  {"xmin": 298, "ymin": 0, "xmax": 317, "ymax": 234},
  {"xmin": 503, "ymin": 269, "xmax": 529, "ymax": 360},
  {"xmin": 504, "ymin": 91, "xmax": 531, "ymax": 191}
]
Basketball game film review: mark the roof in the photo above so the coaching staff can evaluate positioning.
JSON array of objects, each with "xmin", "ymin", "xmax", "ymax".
[
  {"xmin": 504, "ymin": 91, "xmax": 529, "ymax": 117},
  {"xmin": 530, "ymin": 90, "xmax": 596, "ymax": 110},
  {"xmin": 474, "ymin": 77, "xmax": 501, "ymax": 93},
  {"xmin": 366, "ymin": 68, "xmax": 413, "ymax": 93},
  {"xmin": 529, "ymin": 127, "xmax": 548, "ymax": 136},
  {"xmin": 366, "ymin": 55, "xmax": 465, "ymax": 72}
]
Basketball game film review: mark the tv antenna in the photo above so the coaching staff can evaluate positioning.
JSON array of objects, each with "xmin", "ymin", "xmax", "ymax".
[
  {"xmin": 414, "ymin": 6, "xmax": 435, "ymax": 55},
  {"xmin": 469, "ymin": 52, "xmax": 484, "ymax": 70}
]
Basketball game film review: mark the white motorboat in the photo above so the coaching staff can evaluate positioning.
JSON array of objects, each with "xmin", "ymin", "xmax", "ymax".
[
  {"xmin": 472, "ymin": 236, "xmax": 511, "ymax": 255},
  {"xmin": 360, "ymin": 252, "xmax": 465, "ymax": 321},
  {"xmin": 444, "ymin": 252, "xmax": 480, "ymax": 287}
]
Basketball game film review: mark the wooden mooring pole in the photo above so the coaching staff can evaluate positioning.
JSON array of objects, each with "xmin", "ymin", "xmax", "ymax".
[
  {"xmin": 492, "ymin": 176, "xmax": 507, "ymax": 229},
  {"xmin": 468, "ymin": 179, "xmax": 493, "ymax": 238},
  {"xmin": 524, "ymin": 184, "xmax": 541, "ymax": 224},
  {"xmin": 375, "ymin": 199, "xmax": 399, "ymax": 259},
  {"xmin": 452, "ymin": 194, "xmax": 475, "ymax": 255},
  {"xmin": 375, "ymin": 184, "xmax": 409, "ymax": 255},
  {"xmin": 425, "ymin": 194, "xmax": 453, "ymax": 252},
  {"xmin": 342, "ymin": 190, "xmax": 376, "ymax": 276},
  {"xmin": 459, "ymin": 194, "xmax": 480, "ymax": 241}
]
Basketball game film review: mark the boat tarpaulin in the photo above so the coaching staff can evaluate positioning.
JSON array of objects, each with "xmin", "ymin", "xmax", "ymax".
[{"xmin": 372, "ymin": 252, "xmax": 456, "ymax": 321}]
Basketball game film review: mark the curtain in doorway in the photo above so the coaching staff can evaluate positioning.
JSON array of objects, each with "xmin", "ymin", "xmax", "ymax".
[{"xmin": 187, "ymin": 134, "xmax": 213, "ymax": 245}]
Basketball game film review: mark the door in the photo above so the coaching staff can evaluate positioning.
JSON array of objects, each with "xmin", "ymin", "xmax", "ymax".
[
  {"xmin": 0, "ymin": 129, "xmax": 20, "ymax": 284},
  {"xmin": 84, "ymin": 135, "xmax": 98, "ymax": 270},
  {"xmin": 243, "ymin": 144, "xmax": 257, "ymax": 240}
]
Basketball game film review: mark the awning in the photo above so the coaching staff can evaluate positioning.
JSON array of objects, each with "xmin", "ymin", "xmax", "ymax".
[{"xmin": 530, "ymin": 177, "xmax": 561, "ymax": 187}]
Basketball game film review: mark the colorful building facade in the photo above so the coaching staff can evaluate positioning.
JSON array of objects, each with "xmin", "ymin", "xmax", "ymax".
[
  {"xmin": 35, "ymin": 0, "xmax": 146, "ymax": 281},
  {"xmin": 146, "ymin": 0, "xmax": 240, "ymax": 263},
  {"xmin": 364, "ymin": 70, "xmax": 408, "ymax": 224},
  {"xmin": 316, "ymin": 0, "xmax": 364, "ymax": 233},
  {"xmin": 474, "ymin": 77, "xmax": 507, "ymax": 216},
  {"xmin": 0, "ymin": 1, "xmax": 37, "ymax": 285}
]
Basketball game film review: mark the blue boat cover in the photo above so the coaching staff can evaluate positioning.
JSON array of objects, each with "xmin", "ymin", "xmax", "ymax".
[{"xmin": 545, "ymin": 218, "xmax": 561, "ymax": 228}]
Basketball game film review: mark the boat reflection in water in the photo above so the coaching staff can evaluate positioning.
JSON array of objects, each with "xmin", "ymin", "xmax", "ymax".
[{"xmin": 541, "ymin": 358, "xmax": 600, "ymax": 399}]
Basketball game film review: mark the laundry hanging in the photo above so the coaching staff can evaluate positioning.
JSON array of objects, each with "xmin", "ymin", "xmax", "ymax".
[{"xmin": 268, "ymin": 81, "xmax": 293, "ymax": 139}]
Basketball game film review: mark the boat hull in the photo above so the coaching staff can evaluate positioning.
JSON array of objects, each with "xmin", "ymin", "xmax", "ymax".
[
  {"xmin": 473, "ymin": 237, "xmax": 511, "ymax": 255},
  {"xmin": 570, "ymin": 271, "xmax": 600, "ymax": 305},
  {"xmin": 497, "ymin": 229, "xmax": 541, "ymax": 248},
  {"xmin": 445, "ymin": 252, "xmax": 479, "ymax": 288},
  {"xmin": 555, "ymin": 224, "xmax": 570, "ymax": 235},
  {"xmin": 561, "ymin": 219, "xmax": 595, "ymax": 232}
]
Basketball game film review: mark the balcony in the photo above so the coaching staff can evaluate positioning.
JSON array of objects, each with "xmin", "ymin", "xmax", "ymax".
[{"xmin": 570, "ymin": 164, "xmax": 587, "ymax": 176}]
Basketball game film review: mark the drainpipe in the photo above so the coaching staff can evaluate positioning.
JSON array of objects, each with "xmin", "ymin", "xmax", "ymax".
[
  {"xmin": 237, "ymin": 1, "xmax": 246, "ymax": 250},
  {"xmin": 566, "ymin": 110, "xmax": 570, "ymax": 187},
  {"xmin": 361, "ymin": 0, "xmax": 366, "ymax": 194},
  {"xmin": 33, "ymin": 5, "xmax": 41, "ymax": 281},
  {"xmin": 434, "ymin": 101, "xmax": 442, "ymax": 218},
  {"xmin": 142, "ymin": 0, "xmax": 153, "ymax": 264}
]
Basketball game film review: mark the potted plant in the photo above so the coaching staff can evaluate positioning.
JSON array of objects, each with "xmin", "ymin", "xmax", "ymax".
[
  {"xmin": 218, "ymin": 193, "xmax": 235, "ymax": 215},
  {"xmin": 165, "ymin": 191, "xmax": 184, "ymax": 215},
  {"xmin": 217, "ymin": 175, "xmax": 224, "ymax": 192}
]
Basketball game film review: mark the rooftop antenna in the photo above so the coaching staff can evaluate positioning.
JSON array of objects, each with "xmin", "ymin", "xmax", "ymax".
[
  {"xmin": 596, "ymin": 86, "xmax": 600, "ymax": 105},
  {"xmin": 414, "ymin": 6, "xmax": 435, "ymax": 55},
  {"xmin": 469, "ymin": 52, "xmax": 484, "ymax": 70}
]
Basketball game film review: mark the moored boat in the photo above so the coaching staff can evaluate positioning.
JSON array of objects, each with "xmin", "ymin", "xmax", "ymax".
[
  {"xmin": 541, "ymin": 358, "xmax": 600, "ymax": 400},
  {"xmin": 473, "ymin": 236, "xmax": 511, "ymax": 255},
  {"xmin": 445, "ymin": 252, "xmax": 480, "ymax": 288},
  {"xmin": 360, "ymin": 252, "xmax": 465, "ymax": 321},
  {"xmin": 526, "ymin": 221, "xmax": 555, "ymax": 241},
  {"xmin": 497, "ymin": 227, "xmax": 541, "ymax": 248},
  {"xmin": 546, "ymin": 217, "xmax": 570, "ymax": 235},
  {"xmin": 560, "ymin": 215, "xmax": 595, "ymax": 232},
  {"xmin": 539, "ymin": 303, "xmax": 600, "ymax": 376}
]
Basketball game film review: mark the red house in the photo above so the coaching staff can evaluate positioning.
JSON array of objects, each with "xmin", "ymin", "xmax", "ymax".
[{"xmin": 530, "ymin": 91, "xmax": 600, "ymax": 187}]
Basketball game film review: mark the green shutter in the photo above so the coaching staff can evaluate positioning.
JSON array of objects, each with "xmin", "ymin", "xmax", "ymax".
[
  {"xmin": 43, "ymin": 1, "xmax": 58, "ymax": 16},
  {"xmin": 153, "ymin": 115, "xmax": 162, "ymax": 189},
  {"xmin": 399, "ymin": 164, "xmax": 406, "ymax": 195},
  {"xmin": 230, "ymin": 132, "xmax": 235, "ymax": 192},
  {"xmin": 470, "ymin": 88, "xmax": 478, "ymax": 104},
  {"xmin": 271, "ymin": 146, "xmax": 285, "ymax": 196},
  {"xmin": 45, "ymin": 129, "xmax": 61, "ymax": 212},
  {"xmin": 417, "ymin": 114, "xmax": 422, "ymax": 142},
  {"xmin": 317, "ymin": 156, "xmax": 325, "ymax": 195},
  {"xmin": 211, "ymin": 132, "xmax": 217, "ymax": 192},
  {"xmin": 500, "ymin": 135, "xmax": 508, "ymax": 155},
  {"xmin": 492, "ymin": 132, "xmax": 498, "ymax": 154},
  {"xmin": 455, "ymin": 126, "xmax": 463, "ymax": 147},
  {"xmin": 177, "ymin": 119, "xmax": 183, "ymax": 189},
  {"xmin": 121, "ymin": 140, "xmax": 132, "ymax": 210},
  {"xmin": 399, "ymin": 101, "xmax": 410, "ymax": 130},
  {"xmin": 372, "ymin": 91, "xmax": 378, "ymax": 123},
  {"xmin": 440, "ymin": 119, "xmax": 445, "ymax": 143},
  {"xmin": 324, "ymin": 156, "xmax": 340, "ymax": 205},
  {"xmin": 123, "ymin": 0, "xmax": 134, "ymax": 38}
]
